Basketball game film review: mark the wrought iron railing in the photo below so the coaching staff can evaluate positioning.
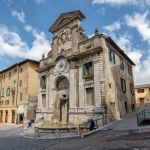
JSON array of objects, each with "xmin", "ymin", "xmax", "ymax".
[
  {"xmin": 78, "ymin": 114, "xmax": 114, "ymax": 134},
  {"xmin": 136, "ymin": 109, "xmax": 150, "ymax": 126}
]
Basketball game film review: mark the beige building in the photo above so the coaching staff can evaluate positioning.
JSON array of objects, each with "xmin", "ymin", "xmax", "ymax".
[
  {"xmin": 135, "ymin": 84, "xmax": 150, "ymax": 107},
  {"xmin": 36, "ymin": 10, "xmax": 135, "ymax": 125},
  {"xmin": 0, "ymin": 59, "xmax": 39, "ymax": 124}
]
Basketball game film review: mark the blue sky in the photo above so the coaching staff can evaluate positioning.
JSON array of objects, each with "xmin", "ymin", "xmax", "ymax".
[{"xmin": 0, "ymin": 0, "xmax": 150, "ymax": 85}]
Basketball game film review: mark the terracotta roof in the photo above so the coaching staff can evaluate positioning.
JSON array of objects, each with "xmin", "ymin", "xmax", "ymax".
[
  {"xmin": 0, "ymin": 59, "xmax": 39, "ymax": 74},
  {"xmin": 134, "ymin": 84, "xmax": 150, "ymax": 89}
]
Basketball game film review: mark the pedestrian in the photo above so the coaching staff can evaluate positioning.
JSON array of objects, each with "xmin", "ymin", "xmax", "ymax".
[
  {"xmin": 89, "ymin": 119, "xmax": 95, "ymax": 131},
  {"xmin": 28, "ymin": 119, "xmax": 33, "ymax": 127}
]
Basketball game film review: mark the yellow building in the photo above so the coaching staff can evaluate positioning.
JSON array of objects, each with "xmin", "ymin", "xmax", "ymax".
[
  {"xmin": 135, "ymin": 84, "xmax": 150, "ymax": 107},
  {"xmin": 0, "ymin": 59, "xmax": 39, "ymax": 124}
]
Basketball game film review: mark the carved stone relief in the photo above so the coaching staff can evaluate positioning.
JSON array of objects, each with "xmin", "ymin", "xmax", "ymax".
[{"xmin": 57, "ymin": 28, "xmax": 72, "ymax": 54}]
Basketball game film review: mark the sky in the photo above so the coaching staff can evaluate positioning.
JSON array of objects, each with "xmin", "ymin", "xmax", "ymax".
[{"xmin": 0, "ymin": 0, "xmax": 150, "ymax": 85}]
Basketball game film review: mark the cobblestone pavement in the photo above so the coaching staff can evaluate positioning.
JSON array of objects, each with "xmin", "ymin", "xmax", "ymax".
[
  {"xmin": 0, "ymin": 124, "xmax": 150, "ymax": 150},
  {"xmin": 0, "ymin": 125, "xmax": 61, "ymax": 150},
  {"xmin": 48, "ymin": 130, "xmax": 150, "ymax": 150}
]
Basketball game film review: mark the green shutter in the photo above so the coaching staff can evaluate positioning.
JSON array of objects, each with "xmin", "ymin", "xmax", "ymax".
[
  {"xmin": 1, "ymin": 88, "xmax": 4, "ymax": 96},
  {"xmin": 6, "ymin": 88, "xmax": 10, "ymax": 96},
  {"xmin": 82, "ymin": 64, "xmax": 86, "ymax": 78}
]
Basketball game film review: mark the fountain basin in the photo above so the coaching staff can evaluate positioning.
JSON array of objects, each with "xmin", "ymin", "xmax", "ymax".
[{"xmin": 35, "ymin": 122, "xmax": 80, "ymax": 138}]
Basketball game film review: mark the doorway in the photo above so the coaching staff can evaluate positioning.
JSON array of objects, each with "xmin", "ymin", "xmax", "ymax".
[
  {"xmin": 125, "ymin": 101, "xmax": 128, "ymax": 114},
  {"xmin": 140, "ymin": 98, "xmax": 144, "ymax": 106},
  {"xmin": 12, "ymin": 110, "xmax": 15, "ymax": 123},
  {"xmin": 5, "ymin": 110, "xmax": 8, "ymax": 123}
]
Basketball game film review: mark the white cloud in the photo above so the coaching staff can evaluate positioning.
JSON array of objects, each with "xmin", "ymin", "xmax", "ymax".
[
  {"xmin": 104, "ymin": 22, "xmax": 121, "ymax": 32},
  {"xmin": 92, "ymin": 0, "xmax": 137, "ymax": 5},
  {"xmin": 24, "ymin": 25, "xmax": 33, "ymax": 32},
  {"xmin": 0, "ymin": 24, "xmax": 50, "ymax": 60},
  {"xmin": 125, "ymin": 12, "xmax": 150, "ymax": 44},
  {"xmin": 11, "ymin": 10, "xmax": 25, "ymax": 23},
  {"xmin": 33, "ymin": 0, "xmax": 46, "ymax": 4},
  {"xmin": 92, "ymin": 0, "xmax": 149, "ymax": 6}
]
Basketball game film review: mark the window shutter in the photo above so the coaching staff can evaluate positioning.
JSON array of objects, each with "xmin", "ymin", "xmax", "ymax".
[
  {"xmin": 6, "ymin": 88, "xmax": 10, "ymax": 96},
  {"xmin": 82, "ymin": 64, "xmax": 86, "ymax": 78},
  {"xmin": 1, "ymin": 88, "xmax": 4, "ymax": 96},
  {"xmin": 113, "ymin": 51, "xmax": 115, "ymax": 64}
]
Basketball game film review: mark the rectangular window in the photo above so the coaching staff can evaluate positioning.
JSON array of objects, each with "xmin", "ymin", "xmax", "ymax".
[
  {"xmin": 109, "ymin": 49, "xmax": 115, "ymax": 64},
  {"xmin": 20, "ymin": 93, "xmax": 23, "ymax": 101},
  {"xmin": 82, "ymin": 62, "xmax": 94, "ymax": 80},
  {"xmin": 14, "ymin": 68, "xmax": 17, "ymax": 74},
  {"xmin": 6, "ymin": 88, "xmax": 10, "ymax": 96},
  {"xmin": 20, "ymin": 68, "xmax": 23, "ymax": 73},
  {"xmin": 137, "ymin": 89, "xmax": 144, "ymax": 93},
  {"xmin": 130, "ymin": 83, "xmax": 134, "ymax": 95},
  {"xmin": 1, "ymin": 88, "xmax": 4, "ymax": 97},
  {"xmin": 3, "ymin": 74, "xmax": 5, "ymax": 80},
  {"xmin": 5, "ymin": 100, "xmax": 9, "ymax": 105},
  {"xmin": 120, "ymin": 58, "xmax": 124, "ymax": 70},
  {"xmin": 86, "ymin": 87, "xmax": 94, "ymax": 106},
  {"xmin": 128, "ymin": 64, "xmax": 132, "ymax": 76},
  {"xmin": 120, "ymin": 78, "xmax": 126, "ymax": 93},
  {"xmin": 9, "ymin": 72, "xmax": 11, "ymax": 79}
]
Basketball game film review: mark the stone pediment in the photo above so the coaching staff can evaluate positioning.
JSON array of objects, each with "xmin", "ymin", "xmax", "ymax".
[{"xmin": 49, "ymin": 10, "xmax": 85, "ymax": 33}]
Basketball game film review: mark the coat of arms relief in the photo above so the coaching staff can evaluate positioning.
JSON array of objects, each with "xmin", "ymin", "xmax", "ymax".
[{"xmin": 57, "ymin": 28, "xmax": 72, "ymax": 54}]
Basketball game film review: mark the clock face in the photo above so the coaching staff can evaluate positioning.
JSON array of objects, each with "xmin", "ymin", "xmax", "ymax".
[{"xmin": 56, "ymin": 58, "xmax": 67, "ymax": 73}]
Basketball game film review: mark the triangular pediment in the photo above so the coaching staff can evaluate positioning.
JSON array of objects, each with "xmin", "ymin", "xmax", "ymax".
[{"xmin": 49, "ymin": 10, "xmax": 85, "ymax": 33}]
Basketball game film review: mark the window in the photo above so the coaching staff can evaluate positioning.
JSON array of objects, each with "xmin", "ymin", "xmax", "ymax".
[
  {"xmin": 1, "ymin": 88, "xmax": 4, "ymax": 97},
  {"xmin": 128, "ymin": 64, "xmax": 132, "ymax": 76},
  {"xmin": 5, "ymin": 100, "xmax": 9, "ymax": 105},
  {"xmin": 130, "ymin": 83, "xmax": 134, "ymax": 95},
  {"xmin": 120, "ymin": 58, "xmax": 124, "ymax": 70},
  {"xmin": 14, "ymin": 68, "xmax": 17, "ymax": 74},
  {"xmin": 109, "ymin": 48, "xmax": 115, "ymax": 64},
  {"xmin": 6, "ymin": 88, "xmax": 10, "ymax": 96},
  {"xmin": 82, "ymin": 62, "xmax": 94, "ymax": 80},
  {"xmin": 19, "ymin": 80, "xmax": 22, "ymax": 87},
  {"xmin": 20, "ymin": 93, "xmax": 23, "ymax": 101},
  {"xmin": 42, "ymin": 94, "xmax": 46, "ymax": 107},
  {"xmin": 3, "ymin": 74, "xmax": 5, "ymax": 80},
  {"xmin": 9, "ymin": 72, "xmax": 11, "ymax": 79},
  {"xmin": 20, "ymin": 68, "xmax": 23, "ymax": 73},
  {"xmin": 120, "ymin": 78, "xmax": 126, "ymax": 93},
  {"xmin": 137, "ymin": 89, "xmax": 144, "ymax": 93},
  {"xmin": 0, "ymin": 101, "xmax": 4, "ymax": 105},
  {"xmin": 40, "ymin": 75, "xmax": 47, "ymax": 89},
  {"xmin": 109, "ymin": 83, "xmax": 111, "ymax": 88},
  {"xmin": 86, "ymin": 87, "xmax": 94, "ymax": 106}
]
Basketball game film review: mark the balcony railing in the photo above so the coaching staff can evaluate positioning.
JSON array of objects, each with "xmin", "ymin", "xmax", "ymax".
[{"xmin": 136, "ymin": 109, "xmax": 150, "ymax": 126}]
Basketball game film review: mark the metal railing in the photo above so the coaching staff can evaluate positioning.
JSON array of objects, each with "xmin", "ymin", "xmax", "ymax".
[
  {"xmin": 136, "ymin": 109, "xmax": 150, "ymax": 126},
  {"xmin": 78, "ymin": 114, "xmax": 114, "ymax": 134}
]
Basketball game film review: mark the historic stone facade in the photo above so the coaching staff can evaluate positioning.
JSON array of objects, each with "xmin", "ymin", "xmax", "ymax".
[{"xmin": 36, "ymin": 10, "xmax": 135, "ymax": 125}]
